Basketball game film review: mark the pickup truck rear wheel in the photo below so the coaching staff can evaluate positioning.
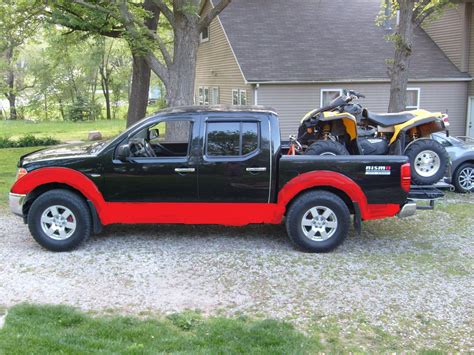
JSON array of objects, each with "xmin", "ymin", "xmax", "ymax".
[
  {"xmin": 286, "ymin": 191, "xmax": 350, "ymax": 252},
  {"xmin": 27, "ymin": 189, "xmax": 92, "ymax": 252}
]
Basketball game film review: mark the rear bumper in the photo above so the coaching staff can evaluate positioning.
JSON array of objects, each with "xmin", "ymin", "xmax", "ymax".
[
  {"xmin": 397, "ymin": 201, "xmax": 417, "ymax": 218},
  {"xmin": 9, "ymin": 193, "xmax": 26, "ymax": 217}
]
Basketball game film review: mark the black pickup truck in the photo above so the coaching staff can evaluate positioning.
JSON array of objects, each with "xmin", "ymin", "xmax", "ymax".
[{"xmin": 10, "ymin": 106, "xmax": 420, "ymax": 253}]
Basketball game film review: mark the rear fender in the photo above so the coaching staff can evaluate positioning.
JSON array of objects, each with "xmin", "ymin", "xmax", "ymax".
[
  {"xmin": 277, "ymin": 170, "xmax": 400, "ymax": 220},
  {"xmin": 390, "ymin": 116, "xmax": 445, "ymax": 145}
]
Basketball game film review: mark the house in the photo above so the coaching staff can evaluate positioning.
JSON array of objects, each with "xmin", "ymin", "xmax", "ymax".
[
  {"xmin": 195, "ymin": 0, "xmax": 472, "ymax": 138},
  {"xmin": 424, "ymin": 1, "xmax": 474, "ymax": 137}
]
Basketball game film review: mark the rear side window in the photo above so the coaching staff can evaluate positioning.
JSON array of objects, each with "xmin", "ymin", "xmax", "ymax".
[{"xmin": 206, "ymin": 121, "xmax": 259, "ymax": 157}]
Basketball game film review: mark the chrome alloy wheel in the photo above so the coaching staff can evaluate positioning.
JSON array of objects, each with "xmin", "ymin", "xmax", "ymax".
[
  {"xmin": 414, "ymin": 150, "xmax": 441, "ymax": 177},
  {"xmin": 40, "ymin": 205, "xmax": 77, "ymax": 240},
  {"xmin": 301, "ymin": 206, "xmax": 338, "ymax": 241},
  {"xmin": 458, "ymin": 167, "xmax": 474, "ymax": 191}
]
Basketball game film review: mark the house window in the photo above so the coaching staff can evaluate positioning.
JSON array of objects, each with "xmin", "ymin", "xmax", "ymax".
[
  {"xmin": 206, "ymin": 121, "xmax": 259, "ymax": 157},
  {"xmin": 210, "ymin": 87, "xmax": 220, "ymax": 105},
  {"xmin": 321, "ymin": 89, "xmax": 343, "ymax": 107},
  {"xmin": 406, "ymin": 88, "xmax": 420, "ymax": 110},
  {"xmin": 203, "ymin": 87, "xmax": 209, "ymax": 105},
  {"xmin": 197, "ymin": 86, "xmax": 210, "ymax": 105},
  {"xmin": 232, "ymin": 89, "xmax": 247, "ymax": 105},
  {"xmin": 198, "ymin": 87, "xmax": 204, "ymax": 105},
  {"xmin": 200, "ymin": 26, "xmax": 209, "ymax": 43}
]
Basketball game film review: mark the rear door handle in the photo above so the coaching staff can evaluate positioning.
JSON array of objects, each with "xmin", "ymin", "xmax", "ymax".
[
  {"xmin": 174, "ymin": 168, "xmax": 196, "ymax": 173},
  {"xmin": 246, "ymin": 167, "xmax": 267, "ymax": 172}
]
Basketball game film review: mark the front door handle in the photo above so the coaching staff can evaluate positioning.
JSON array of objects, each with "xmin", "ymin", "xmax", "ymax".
[
  {"xmin": 174, "ymin": 168, "xmax": 196, "ymax": 173},
  {"xmin": 246, "ymin": 167, "xmax": 267, "ymax": 172}
]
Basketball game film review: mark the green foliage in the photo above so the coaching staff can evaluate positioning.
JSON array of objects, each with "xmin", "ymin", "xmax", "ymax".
[
  {"xmin": 0, "ymin": 304, "xmax": 319, "ymax": 354},
  {"xmin": 0, "ymin": 135, "xmax": 59, "ymax": 148},
  {"xmin": 64, "ymin": 96, "xmax": 100, "ymax": 122}
]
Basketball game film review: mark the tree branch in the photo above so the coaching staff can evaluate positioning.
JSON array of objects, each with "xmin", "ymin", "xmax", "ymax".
[
  {"xmin": 116, "ymin": 1, "xmax": 170, "ymax": 84},
  {"xmin": 199, "ymin": 0, "xmax": 231, "ymax": 30},
  {"xmin": 150, "ymin": 0, "xmax": 175, "ymax": 27}
]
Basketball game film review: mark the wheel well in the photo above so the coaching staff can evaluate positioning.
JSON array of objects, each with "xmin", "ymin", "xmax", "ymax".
[
  {"xmin": 454, "ymin": 160, "xmax": 474, "ymax": 174},
  {"xmin": 23, "ymin": 183, "xmax": 88, "ymax": 218},
  {"xmin": 285, "ymin": 186, "xmax": 355, "ymax": 215}
]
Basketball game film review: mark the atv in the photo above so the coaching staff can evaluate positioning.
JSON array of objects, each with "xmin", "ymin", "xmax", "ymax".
[{"xmin": 295, "ymin": 89, "xmax": 450, "ymax": 185}]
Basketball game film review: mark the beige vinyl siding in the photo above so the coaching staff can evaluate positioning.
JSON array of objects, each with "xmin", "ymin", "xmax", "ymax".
[
  {"xmin": 195, "ymin": 1, "xmax": 253, "ymax": 105},
  {"xmin": 469, "ymin": 4, "xmax": 474, "ymax": 96},
  {"xmin": 258, "ymin": 82, "xmax": 468, "ymax": 138},
  {"xmin": 424, "ymin": 6, "xmax": 465, "ymax": 71}
]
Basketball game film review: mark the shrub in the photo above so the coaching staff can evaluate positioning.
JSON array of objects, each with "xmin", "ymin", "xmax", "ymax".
[
  {"xmin": 0, "ymin": 135, "xmax": 60, "ymax": 148},
  {"xmin": 65, "ymin": 96, "xmax": 100, "ymax": 121}
]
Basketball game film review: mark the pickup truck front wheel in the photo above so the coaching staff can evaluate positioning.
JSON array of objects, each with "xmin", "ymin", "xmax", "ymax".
[
  {"xmin": 286, "ymin": 191, "xmax": 350, "ymax": 252},
  {"xmin": 27, "ymin": 189, "xmax": 92, "ymax": 252}
]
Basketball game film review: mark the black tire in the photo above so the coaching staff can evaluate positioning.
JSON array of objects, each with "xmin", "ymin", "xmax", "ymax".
[
  {"xmin": 285, "ymin": 191, "xmax": 350, "ymax": 253},
  {"xmin": 453, "ymin": 162, "xmax": 474, "ymax": 193},
  {"xmin": 404, "ymin": 139, "xmax": 449, "ymax": 185},
  {"xmin": 27, "ymin": 189, "xmax": 92, "ymax": 252},
  {"xmin": 304, "ymin": 141, "xmax": 349, "ymax": 156}
]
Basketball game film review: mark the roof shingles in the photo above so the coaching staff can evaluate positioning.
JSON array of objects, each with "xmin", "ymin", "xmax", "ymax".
[{"xmin": 217, "ymin": 0, "xmax": 470, "ymax": 82}]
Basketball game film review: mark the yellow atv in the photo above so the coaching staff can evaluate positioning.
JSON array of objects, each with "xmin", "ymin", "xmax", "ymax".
[{"xmin": 296, "ymin": 89, "xmax": 450, "ymax": 185}]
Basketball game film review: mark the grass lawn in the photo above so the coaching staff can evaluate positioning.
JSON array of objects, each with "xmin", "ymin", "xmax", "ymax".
[
  {"xmin": 0, "ymin": 147, "xmax": 45, "ymax": 206},
  {"xmin": 0, "ymin": 120, "xmax": 126, "ymax": 142},
  {"xmin": 0, "ymin": 304, "xmax": 320, "ymax": 354}
]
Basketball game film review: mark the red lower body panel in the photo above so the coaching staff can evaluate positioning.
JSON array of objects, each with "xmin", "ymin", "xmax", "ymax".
[{"xmin": 12, "ymin": 167, "xmax": 401, "ymax": 226}]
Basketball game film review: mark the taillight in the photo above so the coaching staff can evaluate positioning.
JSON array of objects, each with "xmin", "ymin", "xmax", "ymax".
[
  {"xmin": 16, "ymin": 168, "xmax": 28, "ymax": 181},
  {"xmin": 442, "ymin": 114, "xmax": 450, "ymax": 127},
  {"xmin": 401, "ymin": 163, "xmax": 411, "ymax": 192}
]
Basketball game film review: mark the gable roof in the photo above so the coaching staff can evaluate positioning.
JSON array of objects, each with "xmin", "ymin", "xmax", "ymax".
[{"xmin": 216, "ymin": 0, "xmax": 471, "ymax": 83}]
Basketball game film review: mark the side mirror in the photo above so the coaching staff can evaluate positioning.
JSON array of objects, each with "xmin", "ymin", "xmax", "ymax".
[
  {"xmin": 149, "ymin": 128, "xmax": 160, "ymax": 140},
  {"xmin": 116, "ymin": 144, "xmax": 130, "ymax": 161}
]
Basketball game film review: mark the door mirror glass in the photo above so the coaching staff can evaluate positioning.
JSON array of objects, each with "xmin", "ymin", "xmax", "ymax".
[
  {"xmin": 116, "ymin": 144, "xmax": 130, "ymax": 161},
  {"xmin": 149, "ymin": 128, "xmax": 160, "ymax": 140}
]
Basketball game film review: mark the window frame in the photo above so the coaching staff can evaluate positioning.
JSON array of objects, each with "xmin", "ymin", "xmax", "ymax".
[
  {"xmin": 124, "ymin": 117, "xmax": 194, "ymax": 161},
  {"xmin": 203, "ymin": 87, "xmax": 209, "ymax": 105},
  {"xmin": 320, "ymin": 88, "xmax": 343, "ymax": 108},
  {"xmin": 406, "ymin": 88, "xmax": 421, "ymax": 110},
  {"xmin": 204, "ymin": 120, "xmax": 261, "ymax": 159},
  {"xmin": 198, "ymin": 87, "xmax": 204, "ymax": 105},
  {"xmin": 239, "ymin": 89, "xmax": 247, "ymax": 105},
  {"xmin": 232, "ymin": 89, "xmax": 239, "ymax": 105},
  {"xmin": 200, "ymin": 26, "xmax": 210, "ymax": 43},
  {"xmin": 210, "ymin": 87, "xmax": 220, "ymax": 105}
]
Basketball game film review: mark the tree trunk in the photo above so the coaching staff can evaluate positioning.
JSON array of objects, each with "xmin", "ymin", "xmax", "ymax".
[
  {"xmin": 7, "ymin": 93, "xmax": 17, "ymax": 120},
  {"xmin": 388, "ymin": 0, "xmax": 415, "ymax": 113},
  {"xmin": 4, "ymin": 46, "xmax": 17, "ymax": 120},
  {"xmin": 127, "ymin": 55, "xmax": 152, "ymax": 127},
  {"xmin": 125, "ymin": 0, "xmax": 160, "ymax": 127},
  {"xmin": 162, "ymin": 19, "xmax": 200, "ymax": 141}
]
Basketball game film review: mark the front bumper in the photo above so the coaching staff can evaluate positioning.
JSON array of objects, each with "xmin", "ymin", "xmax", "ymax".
[
  {"xmin": 397, "ymin": 201, "xmax": 417, "ymax": 218},
  {"xmin": 9, "ymin": 193, "xmax": 26, "ymax": 217}
]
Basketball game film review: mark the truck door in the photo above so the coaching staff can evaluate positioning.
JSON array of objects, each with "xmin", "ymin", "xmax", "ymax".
[
  {"xmin": 102, "ymin": 116, "xmax": 200, "ymax": 202},
  {"xmin": 198, "ymin": 115, "xmax": 272, "ymax": 202}
]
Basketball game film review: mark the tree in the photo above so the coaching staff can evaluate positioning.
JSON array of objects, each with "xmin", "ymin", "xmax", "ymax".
[
  {"xmin": 382, "ymin": 0, "xmax": 462, "ymax": 112},
  {"xmin": 43, "ymin": 0, "xmax": 232, "ymax": 126},
  {"xmin": 0, "ymin": 0, "xmax": 41, "ymax": 119}
]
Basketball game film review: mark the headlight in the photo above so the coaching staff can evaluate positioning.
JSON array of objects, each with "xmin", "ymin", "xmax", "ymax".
[{"xmin": 16, "ymin": 168, "xmax": 28, "ymax": 181}]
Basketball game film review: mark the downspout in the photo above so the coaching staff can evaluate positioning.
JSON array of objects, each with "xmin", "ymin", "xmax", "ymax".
[{"xmin": 254, "ymin": 83, "xmax": 260, "ymax": 105}]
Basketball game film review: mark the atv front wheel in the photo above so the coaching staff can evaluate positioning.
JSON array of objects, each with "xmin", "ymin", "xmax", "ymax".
[
  {"xmin": 405, "ymin": 139, "xmax": 449, "ymax": 185},
  {"xmin": 304, "ymin": 141, "xmax": 349, "ymax": 156}
]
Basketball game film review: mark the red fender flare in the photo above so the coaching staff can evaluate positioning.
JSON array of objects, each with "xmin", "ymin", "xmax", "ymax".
[
  {"xmin": 11, "ymin": 167, "xmax": 107, "ymax": 218},
  {"xmin": 276, "ymin": 171, "xmax": 400, "ymax": 220}
]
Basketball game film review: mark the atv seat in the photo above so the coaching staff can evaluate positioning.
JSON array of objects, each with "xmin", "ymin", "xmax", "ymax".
[{"xmin": 366, "ymin": 111, "xmax": 415, "ymax": 127}]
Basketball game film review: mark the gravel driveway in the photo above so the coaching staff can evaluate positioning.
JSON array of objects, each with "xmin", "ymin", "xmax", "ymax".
[{"xmin": 0, "ymin": 193, "xmax": 473, "ymax": 351}]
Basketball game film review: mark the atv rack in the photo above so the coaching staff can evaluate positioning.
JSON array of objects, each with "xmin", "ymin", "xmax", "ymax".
[{"xmin": 408, "ymin": 185, "xmax": 445, "ymax": 210}]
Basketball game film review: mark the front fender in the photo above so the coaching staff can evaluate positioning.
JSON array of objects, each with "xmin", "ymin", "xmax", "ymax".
[{"xmin": 11, "ymin": 167, "xmax": 107, "ymax": 217}]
